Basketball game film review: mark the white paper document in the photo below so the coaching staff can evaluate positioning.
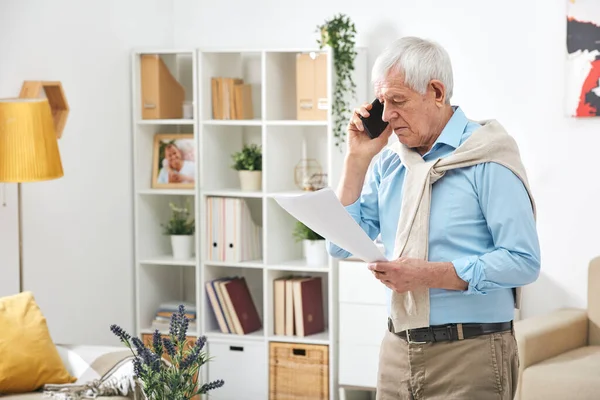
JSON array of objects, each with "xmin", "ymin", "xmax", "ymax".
[{"xmin": 273, "ymin": 188, "xmax": 387, "ymax": 263}]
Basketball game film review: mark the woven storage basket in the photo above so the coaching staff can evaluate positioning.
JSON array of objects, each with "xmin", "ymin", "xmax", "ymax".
[{"xmin": 269, "ymin": 341, "xmax": 329, "ymax": 399}]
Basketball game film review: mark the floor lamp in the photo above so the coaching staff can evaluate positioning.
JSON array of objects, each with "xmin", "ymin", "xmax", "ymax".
[{"xmin": 0, "ymin": 98, "xmax": 64, "ymax": 292}]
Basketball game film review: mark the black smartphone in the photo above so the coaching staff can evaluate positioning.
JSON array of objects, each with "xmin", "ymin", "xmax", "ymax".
[{"xmin": 359, "ymin": 98, "xmax": 389, "ymax": 139}]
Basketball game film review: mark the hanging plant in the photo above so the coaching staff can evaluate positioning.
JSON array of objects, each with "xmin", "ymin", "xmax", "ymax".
[{"xmin": 316, "ymin": 13, "xmax": 357, "ymax": 149}]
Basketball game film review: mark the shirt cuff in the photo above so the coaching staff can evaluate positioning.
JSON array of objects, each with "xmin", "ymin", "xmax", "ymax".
[
  {"xmin": 452, "ymin": 255, "xmax": 486, "ymax": 295},
  {"xmin": 344, "ymin": 196, "xmax": 362, "ymax": 218}
]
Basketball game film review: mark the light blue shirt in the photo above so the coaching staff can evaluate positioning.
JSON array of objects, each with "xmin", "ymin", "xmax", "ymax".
[{"xmin": 328, "ymin": 106, "xmax": 541, "ymax": 325}]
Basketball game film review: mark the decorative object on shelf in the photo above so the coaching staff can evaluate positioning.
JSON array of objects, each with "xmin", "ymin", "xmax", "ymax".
[
  {"xmin": 18, "ymin": 81, "xmax": 69, "ymax": 138},
  {"xmin": 293, "ymin": 220, "xmax": 327, "ymax": 266},
  {"xmin": 162, "ymin": 200, "xmax": 195, "ymax": 260},
  {"xmin": 110, "ymin": 305, "xmax": 224, "ymax": 399},
  {"xmin": 316, "ymin": 13, "xmax": 358, "ymax": 149},
  {"xmin": 294, "ymin": 158, "xmax": 327, "ymax": 191},
  {"xmin": 140, "ymin": 54, "xmax": 185, "ymax": 120},
  {"xmin": 182, "ymin": 101, "xmax": 194, "ymax": 119},
  {"xmin": 0, "ymin": 98, "xmax": 64, "ymax": 293},
  {"xmin": 231, "ymin": 143, "xmax": 262, "ymax": 191},
  {"xmin": 566, "ymin": 1, "xmax": 600, "ymax": 117},
  {"xmin": 152, "ymin": 133, "xmax": 196, "ymax": 189}
]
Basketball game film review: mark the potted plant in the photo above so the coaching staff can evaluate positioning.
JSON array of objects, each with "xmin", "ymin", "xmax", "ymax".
[
  {"xmin": 316, "ymin": 13, "xmax": 358, "ymax": 149},
  {"xmin": 231, "ymin": 143, "xmax": 262, "ymax": 191},
  {"xmin": 162, "ymin": 200, "xmax": 195, "ymax": 259},
  {"xmin": 293, "ymin": 220, "xmax": 328, "ymax": 266},
  {"xmin": 110, "ymin": 304, "xmax": 224, "ymax": 399}
]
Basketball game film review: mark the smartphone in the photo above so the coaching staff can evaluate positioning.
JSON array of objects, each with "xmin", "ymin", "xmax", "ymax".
[{"xmin": 359, "ymin": 98, "xmax": 389, "ymax": 139}]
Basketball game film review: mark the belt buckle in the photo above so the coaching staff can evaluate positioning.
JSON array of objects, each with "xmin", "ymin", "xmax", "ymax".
[{"xmin": 406, "ymin": 329, "xmax": 427, "ymax": 344}]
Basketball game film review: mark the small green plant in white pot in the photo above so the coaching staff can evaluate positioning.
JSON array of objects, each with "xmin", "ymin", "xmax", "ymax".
[
  {"xmin": 231, "ymin": 143, "xmax": 262, "ymax": 191},
  {"xmin": 293, "ymin": 221, "xmax": 328, "ymax": 267},
  {"xmin": 162, "ymin": 200, "xmax": 195, "ymax": 259}
]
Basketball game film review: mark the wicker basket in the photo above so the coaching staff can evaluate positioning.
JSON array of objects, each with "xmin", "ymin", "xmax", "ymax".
[{"xmin": 269, "ymin": 341, "xmax": 329, "ymax": 399}]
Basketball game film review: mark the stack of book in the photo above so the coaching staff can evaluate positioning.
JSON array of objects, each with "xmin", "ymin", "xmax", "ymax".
[
  {"xmin": 211, "ymin": 77, "xmax": 253, "ymax": 120},
  {"xmin": 206, "ymin": 196, "xmax": 262, "ymax": 263},
  {"xmin": 151, "ymin": 301, "xmax": 197, "ymax": 332},
  {"xmin": 272, "ymin": 276, "xmax": 324, "ymax": 337},
  {"xmin": 205, "ymin": 276, "xmax": 262, "ymax": 335}
]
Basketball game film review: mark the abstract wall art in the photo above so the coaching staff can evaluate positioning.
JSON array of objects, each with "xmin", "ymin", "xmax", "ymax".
[{"xmin": 566, "ymin": 0, "xmax": 600, "ymax": 117}]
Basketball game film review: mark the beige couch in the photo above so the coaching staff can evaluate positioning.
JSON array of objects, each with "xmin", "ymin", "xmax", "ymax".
[
  {"xmin": 2, "ymin": 344, "xmax": 135, "ymax": 399},
  {"xmin": 514, "ymin": 256, "xmax": 600, "ymax": 400}
]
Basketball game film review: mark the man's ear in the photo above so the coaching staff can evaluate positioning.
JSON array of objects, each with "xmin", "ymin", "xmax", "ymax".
[{"xmin": 429, "ymin": 80, "xmax": 446, "ymax": 107}]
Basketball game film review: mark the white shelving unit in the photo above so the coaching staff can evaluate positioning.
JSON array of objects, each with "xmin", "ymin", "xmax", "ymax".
[{"xmin": 131, "ymin": 46, "xmax": 368, "ymax": 400}]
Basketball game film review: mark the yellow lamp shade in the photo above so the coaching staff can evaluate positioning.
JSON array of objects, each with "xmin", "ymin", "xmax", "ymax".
[{"xmin": 0, "ymin": 98, "xmax": 63, "ymax": 182}]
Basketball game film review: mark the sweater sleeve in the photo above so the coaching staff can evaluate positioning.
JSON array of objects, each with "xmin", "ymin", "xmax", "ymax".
[{"xmin": 451, "ymin": 162, "xmax": 541, "ymax": 295}]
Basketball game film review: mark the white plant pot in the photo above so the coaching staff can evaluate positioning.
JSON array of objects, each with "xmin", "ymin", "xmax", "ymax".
[
  {"xmin": 303, "ymin": 239, "xmax": 328, "ymax": 267},
  {"xmin": 239, "ymin": 170, "xmax": 262, "ymax": 191},
  {"xmin": 171, "ymin": 235, "xmax": 194, "ymax": 259}
]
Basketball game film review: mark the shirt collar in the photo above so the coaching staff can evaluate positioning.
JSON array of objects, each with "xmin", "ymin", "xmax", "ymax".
[{"xmin": 430, "ymin": 106, "xmax": 468, "ymax": 150}]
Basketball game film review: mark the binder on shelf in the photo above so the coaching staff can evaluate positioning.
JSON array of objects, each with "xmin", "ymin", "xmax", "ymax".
[
  {"xmin": 206, "ymin": 196, "xmax": 262, "ymax": 263},
  {"xmin": 206, "ymin": 276, "xmax": 262, "ymax": 335},
  {"xmin": 140, "ymin": 54, "xmax": 185, "ymax": 119},
  {"xmin": 211, "ymin": 77, "xmax": 254, "ymax": 120},
  {"xmin": 296, "ymin": 52, "xmax": 328, "ymax": 121}
]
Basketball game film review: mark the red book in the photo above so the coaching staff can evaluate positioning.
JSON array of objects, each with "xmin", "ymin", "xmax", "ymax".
[{"xmin": 222, "ymin": 277, "xmax": 262, "ymax": 334}]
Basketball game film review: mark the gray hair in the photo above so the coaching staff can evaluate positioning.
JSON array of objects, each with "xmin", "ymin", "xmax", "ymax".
[{"xmin": 371, "ymin": 37, "xmax": 454, "ymax": 103}]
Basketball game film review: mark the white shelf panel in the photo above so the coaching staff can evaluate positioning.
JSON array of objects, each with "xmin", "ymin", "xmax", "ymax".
[
  {"xmin": 137, "ymin": 119, "xmax": 195, "ymax": 125},
  {"xmin": 139, "ymin": 255, "xmax": 196, "ymax": 267},
  {"xmin": 269, "ymin": 330, "xmax": 330, "ymax": 345},
  {"xmin": 206, "ymin": 329, "xmax": 265, "ymax": 342},
  {"xmin": 266, "ymin": 260, "xmax": 330, "ymax": 272},
  {"xmin": 138, "ymin": 189, "xmax": 196, "ymax": 196},
  {"xmin": 202, "ymin": 189, "xmax": 263, "ymax": 198},
  {"xmin": 202, "ymin": 119, "xmax": 261, "ymax": 126},
  {"xmin": 203, "ymin": 260, "xmax": 264, "ymax": 269},
  {"xmin": 266, "ymin": 120, "xmax": 328, "ymax": 127}
]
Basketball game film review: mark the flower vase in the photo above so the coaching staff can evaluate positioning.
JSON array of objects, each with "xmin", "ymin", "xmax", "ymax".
[
  {"xmin": 303, "ymin": 239, "xmax": 328, "ymax": 266},
  {"xmin": 171, "ymin": 235, "xmax": 194, "ymax": 259}
]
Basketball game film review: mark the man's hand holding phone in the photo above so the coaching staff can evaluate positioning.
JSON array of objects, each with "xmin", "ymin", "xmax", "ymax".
[{"xmin": 347, "ymin": 99, "xmax": 392, "ymax": 162}]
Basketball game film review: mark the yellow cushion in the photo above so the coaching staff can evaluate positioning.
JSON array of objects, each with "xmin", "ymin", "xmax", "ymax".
[{"xmin": 0, "ymin": 291, "xmax": 75, "ymax": 393}]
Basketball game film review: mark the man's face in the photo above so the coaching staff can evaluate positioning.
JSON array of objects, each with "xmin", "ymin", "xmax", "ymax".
[
  {"xmin": 165, "ymin": 145, "xmax": 182, "ymax": 169},
  {"xmin": 375, "ymin": 69, "xmax": 445, "ymax": 150}
]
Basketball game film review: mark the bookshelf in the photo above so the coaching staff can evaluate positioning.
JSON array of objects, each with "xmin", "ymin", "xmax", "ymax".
[{"xmin": 131, "ymin": 46, "xmax": 368, "ymax": 400}]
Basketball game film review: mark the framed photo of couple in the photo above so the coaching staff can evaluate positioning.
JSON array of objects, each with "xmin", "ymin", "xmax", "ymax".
[{"xmin": 151, "ymin": 133, "xmax": 196, "ymax": 189}]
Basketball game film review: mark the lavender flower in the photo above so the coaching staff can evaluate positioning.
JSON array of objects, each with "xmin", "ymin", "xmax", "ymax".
[
  {"xmin": 198, "ymin": 379, "xmax": 225, "ymax": 394},
  {"xmin": 109, "ymin": 304, "xmax": 224, "ymax": 399},
  {"xmin": 109, "ymin": 324, "xmax": 131, "ymax": 344}
]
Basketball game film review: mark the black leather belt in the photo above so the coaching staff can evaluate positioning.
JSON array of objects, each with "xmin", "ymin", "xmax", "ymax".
[{"xmin": 388, "ymin": 318, "xmax": 513, "ymax": 344}]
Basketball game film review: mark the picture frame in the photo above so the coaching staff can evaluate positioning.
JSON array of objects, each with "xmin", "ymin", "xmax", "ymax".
[{"xmin": 151, "ymin": 133, "xmax": 196, "ymax": 189}]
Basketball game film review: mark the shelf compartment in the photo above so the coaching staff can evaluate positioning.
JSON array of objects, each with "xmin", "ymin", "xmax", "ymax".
[
  {"xmin": 201, "ymin": 124, "xmax": 262, "ymax": 191},
  {"xmin": 133, "ymin": 52, "xmax": 195, "ymax": 122},
  {"xmin": 265, "ymin": 50, "xmax": 329, "ymax": 122},
  {"xmin": 136, "ymin": 195, "xmax": 197, "ymax": 261},
  {"xmin": 265, "ymin": 125, "xmax": 328, "ymax": 193},
  {"xmin": 200, "ymin": 51, "xmax": 262, "ymax": 121},
  {"xmin": 266, "ymin": 269, "xmax": 329, "ymax": 340},
  {"xmin": 265, "ymin": 198, "xmax": 302, "ymax": 264},
  {"xmin": 203, "ymin": 265, "xmax": 265, "ymax": 338},
  {"xmin": 138, "ymin": 264, "xmax": 197, "ymax": 336}
]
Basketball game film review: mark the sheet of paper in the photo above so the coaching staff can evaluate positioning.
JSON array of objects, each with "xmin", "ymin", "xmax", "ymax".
[{"xmin": 273, "ymin": 188, "xmax": 387, "ymax": 263}]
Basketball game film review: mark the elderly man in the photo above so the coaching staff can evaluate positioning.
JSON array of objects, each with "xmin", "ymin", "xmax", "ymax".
[{"xmin": 328, "ymin": 37, "xmax": 540, "ymax": 399}]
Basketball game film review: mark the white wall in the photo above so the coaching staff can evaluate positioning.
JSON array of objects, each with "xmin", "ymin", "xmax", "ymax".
[
  {"xmin": 174, "ymin": 0, "xmax": 598, "ymax": 318},
  {"xmin": 0, "ymin": 0, "xmax": 173, "ymax": 345}
]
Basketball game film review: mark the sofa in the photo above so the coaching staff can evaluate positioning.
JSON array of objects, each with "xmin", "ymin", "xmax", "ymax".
[
  {"xmin": 2, "ymin": 343, "xmax": 138, "ymax": 399},
  {"xmin": 514, "ymin": 256, "xmax": 600, "ymax": 400}
]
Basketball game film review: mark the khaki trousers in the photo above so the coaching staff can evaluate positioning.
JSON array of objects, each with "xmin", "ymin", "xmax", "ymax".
[{"xmin": 376, "ymin": 327, "xmax": 519, "ymax": 400}]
